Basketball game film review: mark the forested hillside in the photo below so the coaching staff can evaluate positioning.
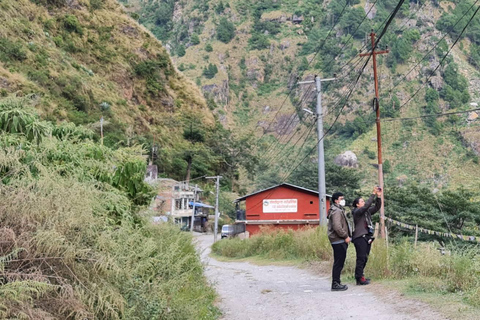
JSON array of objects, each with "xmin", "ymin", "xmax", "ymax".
[
  {"xmin": 0, "ymin": 0, "xmax": 254, "ymax": 185},
  {"xmin": 0, "ymin": 0, "xmax": 226, "ymax": 318},
  {"xmin": 122, "ymin": 0, "xmax": 480, "ymax": 193}
]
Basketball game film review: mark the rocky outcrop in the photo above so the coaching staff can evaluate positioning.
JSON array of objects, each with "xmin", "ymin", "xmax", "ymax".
[
  {"xmin": 279, "ymin": 41, "xmax": 290, "ymax": 51},
  {"xmin": 275, "ymin": 113, "xmax": 299, "ymax": 136},
  {"xmin": 430, "ymin": 75, "xmax": 443, "ymax": 90},
  {"xmin": 202, "ymin": 80, "xmax": 229, "ymax": 106},
  {"xmin": 0, "ymin": 77, "xmax": 10, "ymax": 88},
  {"xmin": 365, "ymin": 1, "xmax": 377, "ymax": 19},
  {"xmin": 172, "ymin": 2, "xmax": 183, "ymax": 23},
  {"xmin": 334, "ymin": 151, "xmax": 359, "ymax": 168}
]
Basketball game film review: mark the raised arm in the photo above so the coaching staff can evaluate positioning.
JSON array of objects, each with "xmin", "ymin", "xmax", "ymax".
[
  {"xmin": 367, "ymin": 197, "xmax": 382, "ymax": 215},
  {"xmin": 353, "ymin": 194, "xmax": 376, "ymax": 217}
]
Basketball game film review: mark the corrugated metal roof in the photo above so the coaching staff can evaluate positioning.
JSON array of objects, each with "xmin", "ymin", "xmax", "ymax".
[{"xmin": 234, "ymin": 183, "xmax": 331, "ymax": 202}]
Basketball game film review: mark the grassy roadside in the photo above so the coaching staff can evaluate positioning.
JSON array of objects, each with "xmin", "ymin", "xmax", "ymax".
[
  {"xmin": 375, "ymin": 278, "xmax": 479, "ymax": 320},
  {"xmin": 212, "ymin": 227, "xmax": 480, "ymax": 319},
  {"xmin": 0, "ymin": 96, "xmax": 220, "ymax": 319}
]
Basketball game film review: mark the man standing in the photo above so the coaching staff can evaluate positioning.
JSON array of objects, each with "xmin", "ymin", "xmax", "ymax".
[{"xmin": 327, "ymin": 192, "xmax": 351, "ymax": 291}]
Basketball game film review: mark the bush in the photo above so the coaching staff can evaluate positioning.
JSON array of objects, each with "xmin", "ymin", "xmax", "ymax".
[
  {"xmin": 190, "ymin": 33, "xmax": 200, "ymax": 45},
  {"xmin": 212, "ymin": 226, "xmax": 331, "ymax": 261},
  {"xmin": 216, "ymin": 17, "xmax": 236, "ymax": 43},
  {"xmin": 31, "ymin": 0, "xmax": 66, "ymax": 6},
  {"xmin": 63, "ymin": 15, "xmax": 83, "ymax": 35},
  {"xmin": 90, "ymin": 0, "xmax": 103, "ymax": 10},
  {"xmin": 363, "ymin": 147, "xmax": 376, "ymax": 160},
  {"xmin": 205, "ymin": 43, "xmax": 213, "ymax": 52},
  {"xmin": 202, "ymin": 63, "xmax": 218, "ymax": 79},
  {"xmin": 177, "ymin": 44, "xmax": 186, "ymax": 57},
  {"xmin": 0, "ymin": 38, "xmax": 27, "ymax": 62},
  {"xmin": 248, "ymin": 33, "xmax": 270, "ymax": 50}
]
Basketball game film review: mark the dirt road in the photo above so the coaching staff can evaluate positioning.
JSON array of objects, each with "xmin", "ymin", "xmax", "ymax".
[{"xmin": 195, "ymin": 233, "xmax": 446, "ymax": 320}]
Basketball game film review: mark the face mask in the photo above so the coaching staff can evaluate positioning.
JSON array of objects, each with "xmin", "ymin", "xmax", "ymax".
[{"xmin": 339, "ymin": 199, "xmax": 346, "ymax": 207}]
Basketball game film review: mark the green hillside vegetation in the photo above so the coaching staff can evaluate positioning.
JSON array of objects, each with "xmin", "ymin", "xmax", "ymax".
[
  {"xmin": 0, "ymin": 96, "xmax": 218, "ymax": 318},
  {"xmin": 124, "ymin": 0, "xmax": 480, "ymax": 194},
  {"xmin": 0, "ymin": 0, "xmax": 256, "ymax": 186}
]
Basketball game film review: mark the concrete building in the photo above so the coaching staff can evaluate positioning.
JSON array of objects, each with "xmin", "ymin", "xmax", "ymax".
[{"xmin": 154, "ymin": 178, "xmax": 212, "ymax": 231}]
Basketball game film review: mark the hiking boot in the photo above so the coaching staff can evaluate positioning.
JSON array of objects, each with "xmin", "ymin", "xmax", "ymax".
[
  {"xmin": 331, "ymin": 282, "xmax": 348, "ymax": 291},
  {"xmin": 356, "ymin": 276, "xmax": 370, "ymax": 285}
]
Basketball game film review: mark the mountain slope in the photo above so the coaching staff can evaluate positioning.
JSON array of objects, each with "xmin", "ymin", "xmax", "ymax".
[
  {"xmin": 0, "ymin": 0, "xmax": 260, "ymax": 183},
  {"xmin": 0, "ymin": 0, "xmax": 202, "ymax": 156},
  {"xmin": 124, "ymin": 0, "xmax": 480, "ymax": 191}
]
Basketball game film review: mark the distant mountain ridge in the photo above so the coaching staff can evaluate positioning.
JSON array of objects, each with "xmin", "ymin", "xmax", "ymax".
[{"xmin": 123, "ymin": 0, "xmax": 480, "ymax": 191}]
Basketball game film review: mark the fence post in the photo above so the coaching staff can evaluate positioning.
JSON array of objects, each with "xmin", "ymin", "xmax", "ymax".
[{"xmin": 414, "ymin": 224, "xmax": 418, "ymax": 249}]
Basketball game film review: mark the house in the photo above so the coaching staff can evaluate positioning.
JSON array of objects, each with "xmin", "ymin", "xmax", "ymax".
[
  {"xmin": 154, "ymin": 179, "xmax": 212, "ymax": 231},
  {"xmin": 234, "ymin": 183, "xmax": 331, "ymax": 236}
]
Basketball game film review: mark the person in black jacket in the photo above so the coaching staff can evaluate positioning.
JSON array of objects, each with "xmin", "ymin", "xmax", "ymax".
[{"xmin": 351, "ymin": 186, "xmax": 382, "ymax": 285}]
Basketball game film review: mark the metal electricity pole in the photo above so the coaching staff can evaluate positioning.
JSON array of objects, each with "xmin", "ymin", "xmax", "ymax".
[
  {"xmin": 298, "ymin": 75, "xmax": 335, "ymax": 227},
  {"xmin": 190, "ymin": 184, "xmax": 197, "ymax": 232},
  {"xmin": 359, "ymin": 31, "xmax": 389, "ymax": 238},
  {"xmin": 206, "ymin": 176, "xmax": 222, "ymax": 242}
]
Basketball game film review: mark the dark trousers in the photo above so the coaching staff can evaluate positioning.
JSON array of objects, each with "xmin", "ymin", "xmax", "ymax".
[
  {"xmin": 331, "ymin": 242, "xmax": 348, "ymax": 284},
  {"xmin": 353, "ymin": 236, "xmax": 371, "ymax": 279}
]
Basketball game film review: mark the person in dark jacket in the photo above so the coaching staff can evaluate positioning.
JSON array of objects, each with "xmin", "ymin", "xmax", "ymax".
[
  {"xmin": 327, "ymin": 192, "xmax": 352, "ymax": 291},
  {"xmin": 351, "ymin": 186, "xmax": 382, "ymax": 285}
]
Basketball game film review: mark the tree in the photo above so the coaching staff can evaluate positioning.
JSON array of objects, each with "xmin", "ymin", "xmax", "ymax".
[
  {"xmin": 202, "ymin": 63, "xmax": 218, "ymax": 79},
  {"xmin": 177, "ymin": 45, "xmax": 186, "ymax": 57},
  {"xmin": 248, "ymin": 33, "xmax": 270, "ymax": 50},
  {"xmin": 216, "ymin": 17, "xmax": 235, "ymax": 43}
]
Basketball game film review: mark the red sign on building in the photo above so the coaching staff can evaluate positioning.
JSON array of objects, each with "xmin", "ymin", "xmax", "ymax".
[{"xmin": 235, "ymin": 183, "xmax": 330, "ymax": 236}]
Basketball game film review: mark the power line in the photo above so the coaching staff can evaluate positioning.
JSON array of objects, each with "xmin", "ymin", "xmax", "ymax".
[
  {"xmin": 261, "ymin": 85, "xmax": 316, "ymax": 157},
  {"xmin": 264, "ymin": 118, "xmax": 318, "ymax": 169},
  {"xmin": 386, "ymin": 0, "xmax": 479, "ymax": 108},
  {"xmin": 382, "ymin": 107, "xmax": 480, "ymax": 122},
  {"xmin": 281, "ymin": 0, "xmax": 407, "ymax": 183},
  {"xmin": 398, "ymin": 2, "xmax": 480, "ymax": 111},
  {"xmin": 253, "ymin": 0, "xmax": 352, "ymax": 142}
]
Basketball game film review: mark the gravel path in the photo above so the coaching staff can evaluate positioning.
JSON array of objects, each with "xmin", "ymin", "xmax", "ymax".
[{"xmin": 194, "ymin": 233, "xmax": 447, "ymax": 320}]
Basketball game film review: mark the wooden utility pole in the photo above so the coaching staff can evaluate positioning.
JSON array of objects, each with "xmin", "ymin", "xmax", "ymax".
[{"xmin": 359, "ymin": 31, "xmax": 389, "ymax": 239}]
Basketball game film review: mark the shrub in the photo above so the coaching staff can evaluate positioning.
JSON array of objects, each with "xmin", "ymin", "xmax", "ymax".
[
  {"xmin": 31, "ymin": 0, "xmax": 66, "ymax": 6},
  {"xmin": 177, "ymin": 44, "xmax": 186, "ymax": 57},
  {"xmin": 216, "ymin": 17, "xmax": 236, "ymax": 43},
  {"xmin": 0, "ymin": 38, "xmax": 27, "ymax": 62},
  {"xmin": 249, "ymin": 33, "xmax": 270, "ymax": 50},
  {"xmin": 205, "ymin": 43, "xmax": 213, "ymax": 52},
  {"xmin": 90, "ymin": 0, "xmax": 103, "ymax": 10},
  {"xmin": 202, "ymin": 63, "xmax": 218, "ymax": 79},
  {"xmin": 63, "ymin": 15, "xmax": 83, "ymax": 35},
  {"xmin": 190, "ymin": 33, "xmax": 200, "ymax": 45}
]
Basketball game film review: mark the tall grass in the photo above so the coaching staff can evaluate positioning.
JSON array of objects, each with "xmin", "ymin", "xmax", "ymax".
[
  {"xmin": 0, "ymin": 162, "xmax": 219, "ymax": 319},
  {"xmin": 0, "ymin": 96, "xmax": 219, "ymax": 319},
  {"xmin": 212, "ymin": 226, "xmax": 332, "ymax": 261},
  {"xmin": 213, "ymin": 228, "xmax": 480, "ymax": 308}
]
